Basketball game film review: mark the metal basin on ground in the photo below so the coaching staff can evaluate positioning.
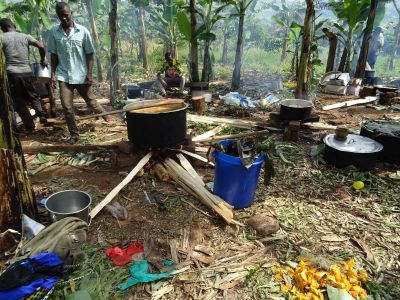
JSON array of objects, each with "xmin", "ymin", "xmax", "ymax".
[{"xmin": 45, "ymin": 190, "xmax": 91, "ymax": 223}]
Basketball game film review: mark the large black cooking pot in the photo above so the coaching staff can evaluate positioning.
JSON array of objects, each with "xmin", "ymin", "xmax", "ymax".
[
  {"xmin": 360, "ymin": 120, "xmax": 400, "ymax": 164},
  {"xmin": 280, "ymin": 99, "xmax": 313, "ymax": 120},
  {"xmin": 323, "ymin": 134, "xmax": 383, "ymax": 171},
  {"xmin": 125, "ymin": 101, "xmax": 188, "ymax": 147}
]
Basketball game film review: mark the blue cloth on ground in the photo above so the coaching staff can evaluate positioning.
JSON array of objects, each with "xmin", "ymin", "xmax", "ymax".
[{"xmin": 0, "ymin": 253, "xmax": 63, "ymax": 300}]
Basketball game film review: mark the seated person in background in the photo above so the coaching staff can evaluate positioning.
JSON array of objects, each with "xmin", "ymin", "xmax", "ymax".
[{"xmin": 156, "ymin": 52, "xmax": 185, "ymax": 96}]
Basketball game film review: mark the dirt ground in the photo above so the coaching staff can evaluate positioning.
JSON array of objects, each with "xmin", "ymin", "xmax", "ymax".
[{"xmin": 12, "ymin": 77, "xmax": 400, "ymax": 299}]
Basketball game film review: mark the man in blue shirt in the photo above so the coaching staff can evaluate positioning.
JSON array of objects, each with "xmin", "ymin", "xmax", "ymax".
[{"xmin": 48, "ymin": 2, "xmax": 110, "ymax": 144}]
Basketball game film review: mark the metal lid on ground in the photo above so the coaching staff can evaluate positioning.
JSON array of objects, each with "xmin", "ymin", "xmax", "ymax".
[{"xmin": 323, "ymin": 134, "xmax": 383, "ymax": 154}]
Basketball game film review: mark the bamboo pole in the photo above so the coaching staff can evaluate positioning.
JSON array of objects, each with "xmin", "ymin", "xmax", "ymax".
[{"xmin": 90, "ymin": 152, "xmax": 152, "ymax": 219}]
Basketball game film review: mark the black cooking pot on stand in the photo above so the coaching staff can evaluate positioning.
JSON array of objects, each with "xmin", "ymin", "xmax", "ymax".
[
  {"xmin": 280, "ymin": 99, "xmax": 313, "ymax": 121},
  {"xmin": 125, "ymin": 101, "xmax": 188, "ymax": 148},
  {"xmin": 323, "ymin": 134, "xmax": 383, "ymax": 171},
  {"xmin": 360, "ymin": 120, "xmax": 400, "ymax": 164}
]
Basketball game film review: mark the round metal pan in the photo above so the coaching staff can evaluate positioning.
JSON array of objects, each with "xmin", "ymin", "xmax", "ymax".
[{"xmin": 323, "ymin": 134, "xmax": 383, "ymax": 171}]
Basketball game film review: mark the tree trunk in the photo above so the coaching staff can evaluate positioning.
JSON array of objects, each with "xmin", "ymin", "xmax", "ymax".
[
  {"xmin": 281, "ymin": 28, "xmax": 288, "ymax": 62},
  {"xmin": 344, "ymin": 28, "xmax": 354, "ymax": 73},
  {"xmin": 190, "ymin": 0, "xmax": 199, "ymax": 82},
  {"xmin": 138, "ymin": 6, "xmax": 148, "ymax": 70},
  {"xmin": 335, "ymin": 42, "xmax": 341, "ymax": 70},
  {"xmin": 355, "ymin": 0, "xmax": 378, "ymax": 78},
  {"xmin": 338, "ymin": 47, "xmax": 348, "ymax": 72},
  {"xmin": 232, "ymin": 4, "xmax": 245, "ymax": 91},
  {"xmin": 323, "ymin": 29, "xmax": 337, "ymax": 73},
  {"xmin": 201, "ymin": 40, "xmax": 213, "ymax": 82},
  {"xmin": 388, "ymin": 24, "xmax": 400, "ymax": 70},
  {"xmin": 0, "ymin": 51, "xmax": 38, "ymax": 232},
  {"xmin": 221, "ymin": 32, "xmax": 228, "ymax": 64},
  {"xmin": 295, "ymin": 0, "xmax": 314, "ymax": 99},
  {"xmin": 86, "ymin": 0, "xmax": 103, "ymax": 82},
  {"xmin": 109, "ymin": 0, "xmax": 119, "ymax": 104}
]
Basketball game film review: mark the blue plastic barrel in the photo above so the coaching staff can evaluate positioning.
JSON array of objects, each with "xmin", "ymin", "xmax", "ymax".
[{"xmin": 212, "ymin": 140, "xmax": 266, "ymax": 209}]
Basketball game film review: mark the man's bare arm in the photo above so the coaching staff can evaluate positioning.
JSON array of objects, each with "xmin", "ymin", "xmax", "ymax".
[{"xmin": 29, "ymin": 40, "xmax": 46, "ymax": 64}]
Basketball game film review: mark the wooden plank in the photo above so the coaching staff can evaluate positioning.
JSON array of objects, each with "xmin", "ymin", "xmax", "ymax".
[
  {"xmin": 90, "ymin": 152, "xmax": 152, "ymax": 219},
  {"xmin": 322, "ymin": 96, "xmax": 376, "ymax": 111},
  {"xmin": 187, "ymin": 114, "xmax": 266, "ymax": 129},
  {"xmin": 192, "ymin": 125, "xmax": 226, "ymax": 142},
  {"xmin": 302, "ymin": 122, "xmax": 337, "ymax": 130},
  {"xmin": 198, "ymin": 130, "xmax": 269, "ymax": 143}
]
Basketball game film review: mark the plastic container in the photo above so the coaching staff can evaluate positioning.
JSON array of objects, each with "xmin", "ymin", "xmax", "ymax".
[{"xmin": 212, "ymin": 140, "xmax": 265, "ymax": 209}]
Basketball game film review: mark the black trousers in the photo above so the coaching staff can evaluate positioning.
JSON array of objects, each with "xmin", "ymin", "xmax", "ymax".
[{"xmin": 7, "ymin": 72, "xmax": 43, "ymax": 131}]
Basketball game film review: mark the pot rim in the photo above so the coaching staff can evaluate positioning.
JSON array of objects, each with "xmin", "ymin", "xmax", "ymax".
[
  {"xmin": 45, "ymin": 189, "xmax": 91, "ymax": 215},
  {"xmin": 125, "ymin": 102, "xmax": 188, "ymax": 115},
  {"xmin": 280, "ymin": 99, "xmax": 313, "ymax": 109}
]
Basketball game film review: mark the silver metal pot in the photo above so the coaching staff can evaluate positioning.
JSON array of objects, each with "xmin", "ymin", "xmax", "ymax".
[
  {"xmin": 45, "ymin": 190, "xmax": 91, "ymax": 223},
  {"xmin": 31, "ymin": 62, "xmax": 51, "ymax": 82}
]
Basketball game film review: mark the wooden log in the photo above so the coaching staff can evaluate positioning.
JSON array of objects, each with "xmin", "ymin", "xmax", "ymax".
[
  {"xmin": 192, "ymin": 96, "xmax": 206, "ymax": 115},
  {"xmin": 90, "ymin": 152, "xmax": 152, "ymax": 219},
  {"xmin": 163, "ymin": 157, "xmax": 234, "ymax": 224},
  {"xmin": 322, "ymin": 96, "xmax": 376, "ymax": 111},
  {"xmin": 192, "ymin": 125, "xmax": 226, "ymax": 142},
  {"xmin": 197, "ymin": 130, "xmax": 269, "ymax": 143},
  {"xmin": 22, "ymin": 143, "xmax": 118, "ymax": 154}
]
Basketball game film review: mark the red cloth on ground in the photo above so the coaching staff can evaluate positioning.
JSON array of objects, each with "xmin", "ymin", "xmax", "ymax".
[{"xmin": 105, "ymin": 241, "xmax": 144, "ymax": 266}]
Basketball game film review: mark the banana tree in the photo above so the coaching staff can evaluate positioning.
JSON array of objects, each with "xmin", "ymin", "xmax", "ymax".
[
  {"xmin": 196, "ymin": 0, "xmax": 229, "ymax": 81},
  {"xmin": 331, "ymin": 0, "xmax": 370, "ymax": 72},
  {"xmin": 149, "ymin": 0, "xmax": 182, "ymax": 58},
  {"xmin": 0, "ymin": 51, "xmax": 38, "ymax": 232},
  {"xmin": 11, "ymin": 0, "xmax": 52, "ymax": 36},
  {"xmin": 269, "ymin": 0, "xmax": 304, "ymax": 62}
]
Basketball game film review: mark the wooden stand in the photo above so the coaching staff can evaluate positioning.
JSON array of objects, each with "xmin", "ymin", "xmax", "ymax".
[{"xmin": 283, "ymin": 121, "xmax": 300, "ymax": 142}]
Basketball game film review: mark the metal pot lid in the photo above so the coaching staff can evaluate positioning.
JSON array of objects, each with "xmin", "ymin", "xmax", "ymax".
[
  {"xmin": 324, "ymin": 134, "xmax": 383, "ymax": 154},
  {"xmin": 280, "ymin": 99, "xmax": 313, "ymax": 108}
]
